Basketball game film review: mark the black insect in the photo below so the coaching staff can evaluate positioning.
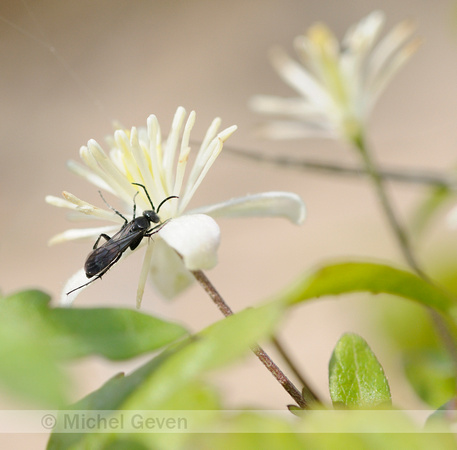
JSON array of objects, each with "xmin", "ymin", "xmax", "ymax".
[{"xmin": 67, "ymin": 183, "xmax": 177, "ymax": 295}]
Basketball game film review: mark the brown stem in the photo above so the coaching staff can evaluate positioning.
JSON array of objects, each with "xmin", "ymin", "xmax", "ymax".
[
  {"xmin": 192, "ymin": 269, "xmax": 308, "ymax": 409},
  {"xmin": 226, "ymin": 146, "xmax": 457, "ymax": 189},
  {"xmin": 271, "ymin": 336, "xmax": 320, "ymax": 404}
]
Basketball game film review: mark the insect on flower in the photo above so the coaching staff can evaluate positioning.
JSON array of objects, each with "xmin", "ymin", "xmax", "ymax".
[
  {"xmin": 46, "ymin": 107, "xmax": 306, "ymax": 306},
  {"xmin": 67, "ymin": 183, "xmax": 177, "ymax": 295}
]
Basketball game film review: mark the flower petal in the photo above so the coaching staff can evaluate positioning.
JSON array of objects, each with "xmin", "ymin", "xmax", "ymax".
[
  {"xmin": 249, "ymin": 95, "xmax": 327, "ymax": 120},
  {"xmin": 252, "ymin": 120, "xmax": 334, "ymax": 139},
  {"xmin": 66, "ymin": 160, "xmax": 115, "ymax": 194},
  {"xmin": 148, "ymin": 238, "xmax": 195, "ymax": 299},
  {"xmin": 60, "ymin": 268, "xmax": 89, "ymax": 307},
  {"xmin": 158, "ymin": 214, "xmax": 220, "ymax": 270},
  {"xmin": 251, "ymin": 12, "xmax": 417, "ymax": 144},
  {"xmin": 269, "ymin": 46, "xmax": 329, "ymax": 108},
  {"xmin": 190, "ymin": 192, "xmax": 306, "ymax": 225},
  {"xmin": 136, "ymin": 240, "xmax": 155, "ymax": 308},
  {"xmin": 48, "ymin": 225, "xmax": 119, "ymax": 245},
  {"xmin": 447, "ymin": 206, "xmax": 457, "ymax": 229}
]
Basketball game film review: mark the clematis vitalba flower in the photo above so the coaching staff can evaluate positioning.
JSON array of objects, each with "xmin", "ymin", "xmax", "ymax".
[
  {"xmin": 250, "ymin": 11, "xmax": 419, "ymax": 145},
  {"xmin": 46, "ymin": 107, "xmax": 306, "ymax": 307}
]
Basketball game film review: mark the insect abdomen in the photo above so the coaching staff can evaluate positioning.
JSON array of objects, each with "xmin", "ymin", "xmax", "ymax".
[{"xmin": 85, "ymin": 246, "xmax": 120, "ymax": 278}]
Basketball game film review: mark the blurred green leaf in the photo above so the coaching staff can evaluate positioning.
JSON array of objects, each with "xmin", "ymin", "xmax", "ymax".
[
  {"xmin": 182, "ymin": 407, "xmax": 457, "ymax": 448},
  {"xmin": 0, "ymin": 290, "xmax": 67, "ymax": 405},
  {"xmin": 99, "ymin": 439, "xmax": 149, "ymax": 450},
  {"xmin": 47, "ymin": 302, "xmax": 284, "ymax": 449},
  {"xmin": 271, "ymin": 261, "xmax": 457, "ymax": 317},
  {"xmin": 0, "ymin": 289, "xmax": 188, "ymax": 407},
  {"xmin": 123, "ymin": 301, "xmax": 284, "ymax": 409},
  {"xmin": 302, "ymin": 409, "xmax": 456, "ymax": 449},
  {"xmin": 434, "ymin": 261, "xmax": 457, "ymax": 297},
  {"xmin": 426, "ymin": 397, "xmax": 457, "ymax": 432},
  {"xmin": 329, "ymin": 333, "xmax": 391, "ymax": 408},
  {"xmin": 404, "ymin": 349, "xmax": 456, "ymax": 408},
  {"xmin": 48, "ymin": 307, "xmax": 188, "ymax": 360},
  {"xmin": 371, "ymin": 296, "xmax": 440, "ymax": 351},
  {"xmin": 191, "ymin": 430, "xmax": 306, "ymax": 450}
]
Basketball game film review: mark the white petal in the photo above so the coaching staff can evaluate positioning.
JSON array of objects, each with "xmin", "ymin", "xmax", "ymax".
[
  {"xmin": 269, "ymin": 46, "xmax": 329, "ymax": 108},
  {"xmin": 342, "ymin": 10, "xmax": 385, "ymax": 54},
  {"xmin": 447, "ymin": 206, "xmax": 457, "ymax": 228},
  {"xmin": 148, "ymin": 238, "xmax": 195, "ymax": 299},
  {"xmin": 45, "ymin": 195, "xmax": 77, "ymax": 209},
  {"xmin": 136, "ymin": 241, "xmax": 155, "ymax": 308},
  {"xmin": 366, "ymin": 18, "xmax": 416, "ymax": 89},
  {"xmin": 249, "ymin": 95, "xmax": 326, "ymax": 119},
  {"xmin": 60, "ymin": 249, "xmax": 138, "ymax": 305},
  {"xmin": 48, "ymin": 225, "xmax": 118, "ymax": 245},
  {"xmin": 66, "ymin": 160, "xmax": 115, "ymax": 194},
  {"xmin": 60, "ymin": 268, "xmax": 89, "ymax": 307},
  {"xmin": 158, "ymin": 214, "xmax": 220, "ymax": 270},
  {"xmin": 47, "ymin": 192, "xmax": 119, "ymax": 220},
  {"xmin": 190, "ymin": 192, "xmax": 306, "ymax": 225},
  {"xmin": 61, "ymin": 191, "xmax": 125, "ymax": 222},
  {"xmin": 252, "ymin": 120, "xmax": 334, "ymax": 140},
  {"xmin": 365, "ymin": 39, "xmax": 420, "ymax": 110},
  {"xmin": 179, "ymin": 124, "xmax": 237, "ymax": 213},
  {"xmin": 85, "ymin": 140, "xmax": 137, "ymax": 204}
]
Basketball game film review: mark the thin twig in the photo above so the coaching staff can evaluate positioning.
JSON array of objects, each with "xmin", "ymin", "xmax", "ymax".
[
  {"xmin": 226, "ymin": 146, "xmax": 457, "ymax": 189},
  {"xmin": 354, "ymin": 135, "xmax": 457, "ymax": 369},
  {"xmin": 271, "ymin": 336, "xmax": 320, "ymax": 404},
  {"xmin": 192, "ymin": 269, "xmax": 309, "ymax": 409}
]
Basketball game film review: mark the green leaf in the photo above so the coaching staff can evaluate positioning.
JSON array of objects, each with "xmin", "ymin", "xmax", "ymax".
[
  {"xmin": 190, "ymin": 426, "xmax": 306, "ymax": 450},
  {"xmin": 123, "ymin": 301, "xmax": 284, "ymax": 409},
  {"xmin": 0, "ymin": 289, "xmax": 188, "ymax": 407},
  {"xmin": 0, "ymin": 290, "xmax": 68, "ymax": 405},
  {"xmin": 372, "ymin": 296, "xmax": 440, "ymax": 351},
  {"xmin": 47, "ymin": 302, "xmax": 284, "ymax": 449},
  {"xmin": 426, "ymin": 398, "xmax": 457, "ymax": 432},
  {"xmin": 302, "ymin": 409, "xmax": 457, "ymax": 449},
  {"xmin": 48, "ymin": 307, "xmax": 188, "ymax": 360},
  {"xmin": 271, "ymin": 261, "xmax": 457, "ymax": 316},
  {"xmin": 329, "ymin": 333, "xmax": 391, "ymax": 408},
  {"xmin": 404, "ymin": 349, "xmax": 456, "ymax": 408}
]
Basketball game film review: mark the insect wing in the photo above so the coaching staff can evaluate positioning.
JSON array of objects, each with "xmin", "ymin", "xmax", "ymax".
[{"xmin": 84, "ymin": 223, "xmax": 143, "ymax": 278}]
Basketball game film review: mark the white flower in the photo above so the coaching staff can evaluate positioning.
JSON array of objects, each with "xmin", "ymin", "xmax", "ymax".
[
  {"xmin": 46, "ymin": 107, "xmax": 306, "ymax": 307},
  {"xmin": 250, "ymin": 11, "xmax": 419, "ymax": 143}
]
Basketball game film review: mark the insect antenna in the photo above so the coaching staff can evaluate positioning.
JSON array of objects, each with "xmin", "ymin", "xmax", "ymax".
[
  {"xmin": 132, "ymin": 182, "xmax": 178, "ymax": 216},
  {"xmin": 132, "ymin": 183, "xmax": 155, "ymax": 210},
  {"xmin": 157, "ymin": 195, "xmax": 179, "ymax": 213}
]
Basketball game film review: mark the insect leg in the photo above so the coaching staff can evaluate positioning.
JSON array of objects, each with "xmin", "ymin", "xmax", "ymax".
[
  {"xmin": 132, "ymin": 182, "xmax": 155, "ymax": 210},
  {"xmin": 66, "ymin": 251, "xmax": 123, "ymax": 295},
  {"xmin": 145, "ymin": 218, "xmax": 171, "ymax": 237},
  {"xmin": 132, "ymin": 191, "xmax": 139, "ymax": 219},
  {"xmin": 99, "ymin": 191, "xmax": 128, "ymax": 224},
  {"xmin": 92, "ymin": 233, "xmax": 111, "ymax": 249}
]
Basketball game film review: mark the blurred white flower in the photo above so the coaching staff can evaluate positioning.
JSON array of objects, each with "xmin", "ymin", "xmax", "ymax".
[
  {"xmin": 46, "ymin": 107, "xmax": 306, "ymax": 307},
  {"xmin": 250, "ymin": 11, "xmax": 419, "ymax": 144},
  {"xmin": 447, "ymin": 204, "xmax": 457, "ymax": 229}
]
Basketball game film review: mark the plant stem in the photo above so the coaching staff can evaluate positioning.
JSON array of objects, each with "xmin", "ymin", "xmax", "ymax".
[
  {"xmin": 192, "ymin": 269, "xmax": 310, "ymax": 409},
  {"xmin": 226, "ymin": 146, "xmax": 457, "ymax": 189},
  {"xmin": 271, "ymin": 336, "xmax": 320, "ymax": 404},
  {"xmin": 354, "ymin": 134, "xmax": 457, "ymax": 368}
]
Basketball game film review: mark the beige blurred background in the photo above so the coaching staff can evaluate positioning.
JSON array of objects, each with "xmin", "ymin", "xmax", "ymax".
[{"xmin": 2, "ymin": 0, "xmax": 457, "ymax": 446}]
